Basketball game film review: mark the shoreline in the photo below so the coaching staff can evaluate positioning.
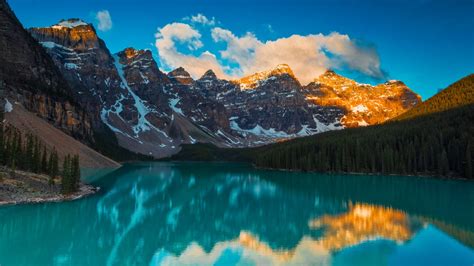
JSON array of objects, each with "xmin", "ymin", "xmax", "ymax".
[
  {"xmin": 252, "ymin": 164, "xmax": 470, "ymax": 181},
  {"xmin": 167, "ymin": 160, "xmax": 469, "ymax": 181},
  {"xmin": 0, "ymin": 167, "xmax": 101, "ymax": 206},
  {"xmin": 0, "ymin": 183, "xmax": 100, "ymax": 206}
]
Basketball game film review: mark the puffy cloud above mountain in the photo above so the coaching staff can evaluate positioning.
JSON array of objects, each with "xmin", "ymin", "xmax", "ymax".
[
  {"xmin": 155, "ymin": 23, "xmax": 230, "ymax": 78},
  {"xmin": 154, "ymin": 17, "xmax": 385, "ymax": 83},
  {"xmin": 95, "ymin": 10, "xmax": 112, "ymax": 32}
]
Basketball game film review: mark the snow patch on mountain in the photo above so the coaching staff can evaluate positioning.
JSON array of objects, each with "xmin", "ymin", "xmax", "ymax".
[
  {"xmin": 52, "ymin": 19, "xmax": 88, "ymax": 29},
  {"xmin": 352, "ymin": 104, "xmax": 368, "ymax": 113},
  {"xmin": 231, "ymin": 121, "xmax": 291, "ymax": 138},
  {"xmin": 64, "ymin": 63, "xmax": 80, "ymax": 70},
  {"xmin": 99, "ymin": 55, "xmax": 173, "ymax": 143},
  {"xmin": 313, "ymin": 115, "xmax": 344, "ymax": 132},
  {"xmin": 113, "ymin": 54, "xmax": 154, "ymax": 134},
  {"xmin": 4, "ymin": 99, "xmax": 13, "ymax": 113},
  {"xmin": 169, "ymin": 97, "xmax": 184, "ymax": 115},
  {"xmin": 40, "ymin": 41, "xmax": 74, "ymax": 51},
  {"xmin": 139, "ymin": 72, "xmax": 150, "ymax": 84}
]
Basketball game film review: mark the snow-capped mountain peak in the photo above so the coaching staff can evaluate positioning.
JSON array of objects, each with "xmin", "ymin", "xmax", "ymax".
[
  {"xmin": 52, "ymin": 18, "xmax": 89, "ymax": 29},
  {"xmin": 234, "ymin": 64, "xmax": 297, "ymax": 90}
]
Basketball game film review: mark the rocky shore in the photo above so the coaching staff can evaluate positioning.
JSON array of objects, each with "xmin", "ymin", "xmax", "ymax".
[{"xmin": 0, "ymin": 167, "xmax": 99, "ymax": 206}]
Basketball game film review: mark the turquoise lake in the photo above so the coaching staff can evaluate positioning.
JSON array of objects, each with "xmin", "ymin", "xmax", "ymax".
[{"xmin": 0, "ymin": 162, "xmax": 473, "ymax": 265}]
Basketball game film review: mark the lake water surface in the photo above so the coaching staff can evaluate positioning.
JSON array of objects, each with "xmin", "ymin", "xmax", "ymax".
[{"xmin": 1, "ymin": 162, "xmax": 473, "ymax": 265}]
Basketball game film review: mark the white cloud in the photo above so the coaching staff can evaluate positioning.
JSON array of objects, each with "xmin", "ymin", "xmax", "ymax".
[
  {"xmin": 155, "ymin": 23, "xmax": 230, "ymax": 79},
  {"xmin": 95, "ymin": 10, "xmax": 112, "ymax": 31},
  {"xmin": 185, "ymin": 13, "xmax": 216, "ymax": 26},
  {"xmin": 211, "ymin": 28, "xmax": 261, "ymax": 76},
  {"xmin": 154, "ymin": 20, "xmax": 385, "ymax": 83}
]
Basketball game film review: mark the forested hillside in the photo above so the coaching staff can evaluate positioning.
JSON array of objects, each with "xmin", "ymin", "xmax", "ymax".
[
  {"xmin": 254, "ymin": 104, "xmax": 473, "ymax": 179},
  {"xmin": 395, "ymin": 74, "xmax": 474, "ymax": 121},
  {"xmin": 0, "ymin": 121, "xmax": 81, "ymax": 194}
]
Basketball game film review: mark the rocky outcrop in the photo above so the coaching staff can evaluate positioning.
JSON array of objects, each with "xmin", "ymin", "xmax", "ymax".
[
  {"xmin": 0, "ymin": 0, "xmax": 93, "ymax": 142},
  {"xmin": 229, "ymin": 64, "xmax": 332, "ymax": 135},
  {"xmin": 168, "ymin": 67, "xmax": 194, "ymax": 85},
  {"xmin": 29, "ymin": 20, "xmax": 234, "ymax": 156},
  {"xmin": 29, "ymin": 19, "xmax": 120, "ymax": 127},
  {"xmin": 30, "ymin": 22, "xmax": 175, "ymax": 157}
]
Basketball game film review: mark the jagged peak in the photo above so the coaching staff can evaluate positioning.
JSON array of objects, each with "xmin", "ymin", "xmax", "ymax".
[
  {"xmin": 319, "ymin": 69, "xmax": 339, "ymax": 77},
  {"xmin": 313, "ymin": 69, "xmax": 355, "ymax": 86},
  {"xmin": 385, "ymin": 79, "xmax": 405, "ymax": 86},
  {"xmin": 168, "ymin": 67, "xmax": 194, "ymax": 85},
  {"xmin": 168, "ymin": 67, "xmax": 190, "ymax": 77},
  {"xmin": 271, "ymin": 64, "xmax": 294, "ymax": 76},
  {"xmin": 119, "ymin": 47, "xmax": 151, "ymax": 59},
  {"xmin": 310, "ymin": 70, "xmax": 414, "ymax": 97},
  {"xmin": 52, "ymin": 18, "xmax": 89, "ymax": 29},
  {"xmin": 123, "ymin": 47, "xmax": 138, "ymax": 56},
  {"xmin": 199, "ymin": 69, "xmax": 217, "ymax": 80},
  {"xmin": 235, "ymin": 64, "xmax": 297, "ymax": 90},
  {"xmin": 257, "ymin": 64, "xmax": 296, "ymax": 78}
]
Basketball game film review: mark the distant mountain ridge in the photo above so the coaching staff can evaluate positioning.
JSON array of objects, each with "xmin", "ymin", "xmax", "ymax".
[
  {"xmin": 172, "ymin": 74, "xmax": 474, "ymax": 179},
  {"xmin": 26, "ymin": 17, "xmax": 421, "ymax": 158}
]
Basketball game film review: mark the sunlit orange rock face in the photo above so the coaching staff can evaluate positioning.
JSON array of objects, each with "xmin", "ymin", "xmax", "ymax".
[
  {"xmin": 234, "ymin": 64, "xmax": 298, "ymax": 90},
  {"xmin": 30, "ymin": 19, "xmax": 101, "ymax": 52},
  {"xmin": 309, "ymin": 203, "xmax": 413, "ymax": 251},
  {"xmin": 229, "ymin": 204, "xmax": 414, "ymax": 261},
  {"xmin": 159, "ymin": 204, "xmax": 418, "ymax": 264},
  {"xmin": 304, "ymin": 70, "xmax": 422, "ymax": 127}
]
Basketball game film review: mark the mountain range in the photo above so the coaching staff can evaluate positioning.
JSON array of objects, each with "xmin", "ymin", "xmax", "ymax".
[
  {"xmin": 20, "ymin": 17, "xmax": 419, "ymax": 158},
  {"xmin": 0, "ymin": 0, "xmax": 422, "ymax": 161},
  {"xmin": 172, "ymin": 74, "xmax": 474, "ymax": 178}
]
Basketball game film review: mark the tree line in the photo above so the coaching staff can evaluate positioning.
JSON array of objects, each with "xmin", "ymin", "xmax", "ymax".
[
  {"xmin": 395, "ymin": 74, "xmax": 474, "ymax": 121},
  {"xmin": 254, "ymin": 104, "xmax": 473, "ymax": 179},
  {"xmin": 0, "ymin": 122, "xmax": 81, "ymax": 194}
]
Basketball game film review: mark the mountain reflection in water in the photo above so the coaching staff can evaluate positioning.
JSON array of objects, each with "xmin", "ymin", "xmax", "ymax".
[
  {"xmin": 0, "ymin": 162, "xmax": 473, "ymax": 266},
  {"xmin": 310, "ymin": 203, "xmax": 418, "ymax": 250},
  {"xmin": 152, "ymin": 204, "xmax": 424, "ymax": 265}
]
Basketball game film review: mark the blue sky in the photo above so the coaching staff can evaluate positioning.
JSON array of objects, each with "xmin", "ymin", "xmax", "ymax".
[{"xmin": 9, "ymin": 0, "xmax": 474, "ymax": 99}]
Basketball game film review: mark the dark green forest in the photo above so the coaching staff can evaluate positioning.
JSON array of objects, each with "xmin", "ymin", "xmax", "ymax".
[
  {"xmin": 0, "ymin": 121, "xmax": 81, "ymax": 194},
  {"xmin": 254, "ymin": 104, "xmax": 473, "ymax": 179},
  {"xmin": 395, "ymin": 74, "xmax": 474, "ymax": 121},
  {"xmin": 171, "ymin": 74, "xmax": 474, "ymax": 179}
]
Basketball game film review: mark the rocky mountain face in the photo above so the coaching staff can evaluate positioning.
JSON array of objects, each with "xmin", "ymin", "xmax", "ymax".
[
  {"xmin": 191, "ymin": 65, "xmax": 344, "ymax": 143},
  {"xmin": 29, "ymin": 19, "xmax": 121, "ymax": 128},
  {"xmin": 28, "ymin": 18, "xmax": 421, "ymax": 158},
  {"xmin": 0, "ymin": 1, "xmax": 92, "ymax": 141},
  {"xmin": 29, "ymin": 21, "xmax": 236, "ymax": 157},
  {"xmin": 304, "ymin": 70, "xmax": 421, "ymax": 127}
]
